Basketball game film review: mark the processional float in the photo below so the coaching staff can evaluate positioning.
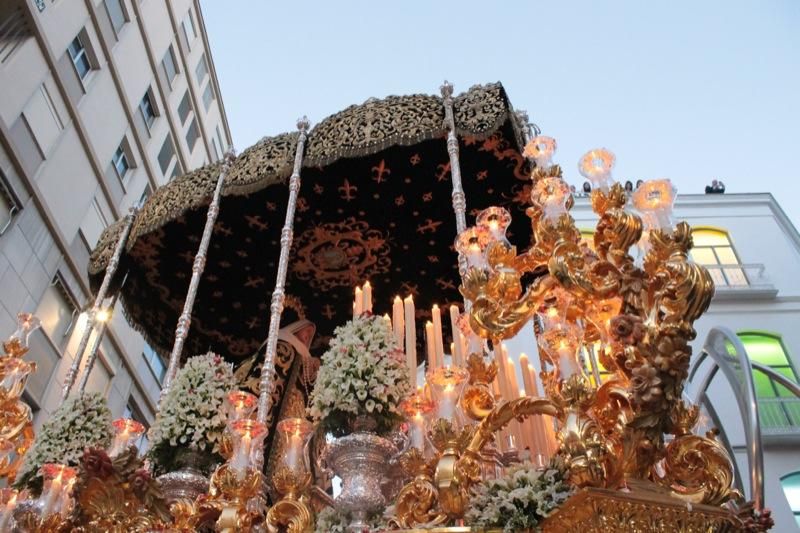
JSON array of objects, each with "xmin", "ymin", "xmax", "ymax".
[{"xmin": 0, "ymin": 82, "xmax": 774, "ymax": 531}]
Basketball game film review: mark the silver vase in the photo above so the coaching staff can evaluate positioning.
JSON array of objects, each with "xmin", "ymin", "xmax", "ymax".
[
  {"xmin": 324, "ymin": 432, "xmax": 397, "ymax": 532},
  {"xmin": 157, "ymin": 449, "xmax": 210, "ymax": 505}
]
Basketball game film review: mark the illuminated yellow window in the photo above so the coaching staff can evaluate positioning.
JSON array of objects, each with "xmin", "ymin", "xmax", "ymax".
[
  {"xmin": 690, "ymin": 228, "xmax": 747, "ymax": 287},
  {"xmin": 729, "ymin": 332, "xmax": 800, "ymax": 430}
]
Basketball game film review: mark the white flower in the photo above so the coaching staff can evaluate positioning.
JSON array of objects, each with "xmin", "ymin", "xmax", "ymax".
[
  {"xmin": 147, "ymin": 352, "xmax": 235, "ymax": 472},
  {"xmin": 16, "ymin": 392, "xmax": 112, "ymax": 490},
  {"xmin": 307, "ymin": 315, "xmax": 411, "ymax": 432}
]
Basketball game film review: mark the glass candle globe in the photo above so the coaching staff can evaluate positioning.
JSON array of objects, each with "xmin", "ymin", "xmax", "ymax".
[
  {"xmin": 225, "ymin": 390, "xmax": 258, "ymax": 422},
  {"xmin": 476, "ymin": 206, "xmax": 512, "ymax": 244},
  {"xmin": 585, "ymin": 297, "xmax": 623, "ymax": 345},
  {"xmin": 523, "ymin": 136, "xmax": 557, "ymax": 168},
  {"xmin": 3, "ymin": 313, "xmax": 41, "ymax": 357},
  {"xmin": 399, "ymin": 392, "xmax": 436, "ymax": 456},
  {"xmin": 531, "ymin": 177, "xmax": 571, "ymax": 221},
  {"xmin": 455, "ymin": 226, "xmax": 491, "ymax": 271},
  {"xmin": 426, "ymin": 366, "xmax": 469, "ymax": 426},
  {"xmin": 0, "ymin": 488, "xmax": 20, "ymax": 531},
  {"xmin": 578, "ymin": 148, "xmax": 616, "ymax": 191},
  {"xmin": 632, "ymin": 179, "xmax": 677, "ymax": 231},
  {"xmin": 228, "ymin": 419, "xmax": 267, "ymax": 478},
  {"xmin": 275, "ymin": 417, "xmax": 313, "ymax": 477},
  {"xmin": 536, "ymin": 288, "xmax": 573, "ymax": 331},
  {"xmin": 0, "ymin": 357, "xmax": 35, "ymax": 402},
  {"xmin": 38, "ymin": 464, "xmax": 77, "ymax": 518},
  {"xmin": 108, "ymin": 418, "xmax": 146, "ymax": 457},
  {"xmin": 537, "ymin": 323, "xmax": 585, "ymax": 380}
]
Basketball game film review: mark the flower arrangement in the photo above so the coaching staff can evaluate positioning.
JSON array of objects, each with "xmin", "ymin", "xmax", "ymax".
[
  {"xmin": 314, "ymin": 506, "xmax": 385, "ymax": 533},
  {"xmin": 15, "ymin": 392, "xmax": 112, "ymax": 493},
  {"xmin": 464, "ymin": 458, "xmax": 574, "ymax": 532},
  {"xmin": 308, "ymin": 314, "xmax": 411, "ymax": 436},
  {"xmin": 147, "ymin": 352, "xmax": 235, "ymax": 475}
]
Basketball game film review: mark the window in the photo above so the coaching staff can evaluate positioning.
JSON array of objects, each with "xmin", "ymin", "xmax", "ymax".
[
  {"xmin": 138, "ymin": 89, "xmax": 157, "ymax": 129},
  {"xmin": 690, "ymin": 228, "xmax": 747, "ymax": 287},
  {"xmin": 143, "ymin": 343, "xmax": 166, "ymax": 384},
  {"xmin": 104, "ymin": 0, "xmax": 127, "ymax": 35},
  {"xmin": 202, "ymin": 83, "xmax": 215, "ymax": 111},
  {"xmin": 216, "ymin": 125, "xmax": 226, "ymax": 154},
  {"xmin": 733, "ymin": 332, "xmax": 800, "ymax": 430},
  {"xmin": 185, "ymin": 118, "xmax": 199, "ymax": 151},
  {"xmin": 182, "ymin": 10, "xmax": 196, "ymax": 47},
  {"xmin": 169, "ymin": 159, "xmax": 183, "ymax": 180},
  {"xmin": 157, "ymin": 135, "xmax": 176, "ymax": 175},
  {"xmin": 177, "ymin": 91, "xmax": 191, "ymax": 124},
  {"xmin": 112, "ymin": 142, "xmax": 130, "ymax": 180},
  {"xmin": 36, "ymin": 275, "xmax": 78, "ymax": 346},
  {"xmin": 0, "ymin": 170, "xmax": 20, "ymax": 236},
  {"xmin": 161, "ymin": 45, "xmax": 178, "ymax": 88},
  {"xmin": 781, "ymin": 472, "xmax": 800, "ymax": 527},
  {"xmin": 212, "ymin": 136, "xmax": 220, "ymax": 161},
  {"xmin": 195, "ymin": 53, "xmax": 208, "ymax": 85},
  {"xmin": 67, "ymin": 35, "xmax": 91, "ymax": 80},
  {"xmin": 138, "ymin": 183, "xmax": 152, "ymax": 207}
]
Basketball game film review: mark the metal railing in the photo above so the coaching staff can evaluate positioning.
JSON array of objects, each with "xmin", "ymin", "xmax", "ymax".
[
  {"xmin": 758, "ymin": 397, "xmax": 800, "ymax": 435},
  {"xmin": 707, "ymin": 263, "xmax": 772, "ymax": 289}
]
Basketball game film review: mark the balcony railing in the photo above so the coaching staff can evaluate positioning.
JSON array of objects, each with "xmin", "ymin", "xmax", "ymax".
[
  {"xmin": 758, "ymin": 397, "xmax": 800, "ymax": 435},
  {"xmin": 707, "ymin": 263, "xmax": 777, "ymax": 298}
]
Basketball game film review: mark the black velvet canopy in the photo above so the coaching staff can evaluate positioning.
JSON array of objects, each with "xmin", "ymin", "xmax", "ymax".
[{"xmin": 88, "ymin": 83, "xmax": 534, "ymax": 362}]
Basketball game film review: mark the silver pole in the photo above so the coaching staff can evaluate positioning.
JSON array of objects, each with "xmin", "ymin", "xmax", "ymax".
[
  {"xmin": 160, "ymin": 151, "xmax": 235, "ymax": 397},
  {"xmin": 61, "ymin": 209, "xmax": 136, "ymax": 400},
  {"xmin": 440, "ymin": 81, "xmax": 467, "ymax": 235},
  {"xmin": 256, "ymin": 117, "xmax": 310, "ymax": 426},
  {"xmin": 76, "ymin": 289, "xmax": 121, "ymax": 394}
]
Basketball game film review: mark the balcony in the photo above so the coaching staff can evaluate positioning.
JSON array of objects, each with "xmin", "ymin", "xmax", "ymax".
[
  {"xmin": 708, "ymin": 263, "xmax": 777, "ymax": 300},
  {"xmin": 758, "ymin": 397, "xmax": 800, "ymax": 446}
]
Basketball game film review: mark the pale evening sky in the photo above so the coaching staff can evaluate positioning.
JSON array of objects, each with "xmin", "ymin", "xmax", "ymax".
[{"xmin": 200, "ymin": 1, "xmax": 800, "ymax": 225}]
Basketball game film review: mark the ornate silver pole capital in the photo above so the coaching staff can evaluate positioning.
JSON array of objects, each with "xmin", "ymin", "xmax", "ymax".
[
  {"xmin": 440, "ymin": 80, "xmax": 454, "ymax": 99},
  {"xmin": 255, "ymin": 117, "xmax": 310, "ymax": 440}
]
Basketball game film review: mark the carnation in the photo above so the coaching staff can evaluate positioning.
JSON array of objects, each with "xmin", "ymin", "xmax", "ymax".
[
  {"xmin": 307, "ymin": 314, "xmax": 411, "ymax": 436},
  {"xmin": 15, "ymin": 392, "xmax": 112, "ymax": 494},
  {"xmin": 147, "ymin": 352, "xmax": 235, "ymax": 475},
  {"xmin": 465, "ymin": 458, "xmax": 574, "ymax": 532}
]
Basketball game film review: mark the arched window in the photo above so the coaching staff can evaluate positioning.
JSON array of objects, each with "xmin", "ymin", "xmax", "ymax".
[
  {"xmin": 733, "ymin": 331, "xmax": 800, "ymax": 430},
  {"xmin": 690, "ymin": 228, "xmax": 747, "ymax": 287},
  {"xmin": 780, "ymin": 472, "xmax": 800, "ymax": 527}
]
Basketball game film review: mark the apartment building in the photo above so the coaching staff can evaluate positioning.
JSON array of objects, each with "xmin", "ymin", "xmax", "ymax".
[{"xmin": 0, "ymin": 0, "xmax": 231, "ymax": 437}]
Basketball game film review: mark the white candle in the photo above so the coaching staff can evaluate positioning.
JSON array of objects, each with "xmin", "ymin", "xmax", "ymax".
[
  {"xmin": 285, "ymin": 430, "xmax": 302, "ymax": 471},
  {"xmin": 425, "ymin": 321, "xmax": 436, "ymax": 370},
  {"xmin": 557, "ymin": 341, "xmax": 580, "ymax": 378},
  {"xmin": 410, "ymin": 412, "xmax": 425, "ymax": 450},
  {"xmin": 0, "ymin": 492, "xmax": 17, "ymax": 531},
  {"xmin": 449, "ymin": 305, "xmax": 463, "ymax": 366},
  {"xmin": 231, "ymin": 431, "xmax": 253, "ymax": 476},
  {"xmin": 363, "ymin": 281, "xmax": 372, "ymax": 313},
  {"xmin": 42, "ymin": 474, "xmax": 63, "ymax": 517},
  {"xmin": 519, "ymin": 353, "xmax": 536, "ymax": 397},
  {"xmin": 393, "ymin": 296, "xmax": 405, "ymax": 350},
  {"xmin": 466, "ymin": 242, "xmax": 483, "ymax": 269},
  {"xmin": 383, "ymin": 313, "xmax": 391, "ymax": 332},
  {"xmin": 404, "ymin": 296, "xmax": 417, "ymax": 388},
  {"xmin": 438, "ymin": 383, "xmax": 457, "ymax": 420},
  {"xmin": 354, "ymin": 286, "xmax": 363, "ymax": 316},
  {"xmin": 432, "ymin": 305, "xmax": 445, "ymax": 369}
]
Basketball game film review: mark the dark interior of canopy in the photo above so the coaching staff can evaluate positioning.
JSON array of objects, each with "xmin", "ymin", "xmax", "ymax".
[{"xmin": 117, "ymin": 119, "xmax": 531, "ymax": 363}]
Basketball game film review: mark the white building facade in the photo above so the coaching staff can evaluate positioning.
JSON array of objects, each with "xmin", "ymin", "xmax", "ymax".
[
  {"xmin": 569, "ymin": 192, "xmax": 800, "ymax": 531},
  {"xmin": 0, "ymin": 0, "xmax": 231, "ymax": 435}
]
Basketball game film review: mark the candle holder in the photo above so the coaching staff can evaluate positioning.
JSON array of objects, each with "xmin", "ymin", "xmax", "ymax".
[
  {"xmin": 426, "ymin": 366, "xmax": 469, "ymax": 428},
  {"xmin": 209, "ymin": 419, "xmax": 267, "ymax": 532},
  {"xmin": 39, "ymin": 463, "xmax": 77, "ymax": 519},
  {"xmin": 454, "ymin": 226, "xmax": 491, "ymax": 273},
  {"xmin": 578, "ymin": 148, "xmax": 616, "ymax": 191},
  {"xmin": 523, "ymin": 135, "xmax": 557, "ymax": 168},
  {"xmin": 476, "ymin": 206, "xmax": 512, "ymax": 245},
  {"xmin": 531, "ymin": 177, "xmax": 571, "ymax": 221},
  {"xmin": 225, "ymin": 390, "xmax": 258, "ymax": 422},
  {"xmin": 108, "ymin": 418, "xmax": 145, "ymax": 458},
  {"xmin": 266, "ymin": 418, "xmax": 314, "ymax": 532},
  {"xmin": 632, "ymin": 179, "xmax": 677, "ymax": 232},
  {"xmin": 0, "ymin": 313, "xmax": 40, "ymax": 483}
]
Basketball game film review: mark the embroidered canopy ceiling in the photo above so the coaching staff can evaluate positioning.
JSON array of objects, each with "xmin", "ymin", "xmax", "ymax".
[{"xmin": 88, "ymin": 82, "xmax": 535, "ymax": 361}]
